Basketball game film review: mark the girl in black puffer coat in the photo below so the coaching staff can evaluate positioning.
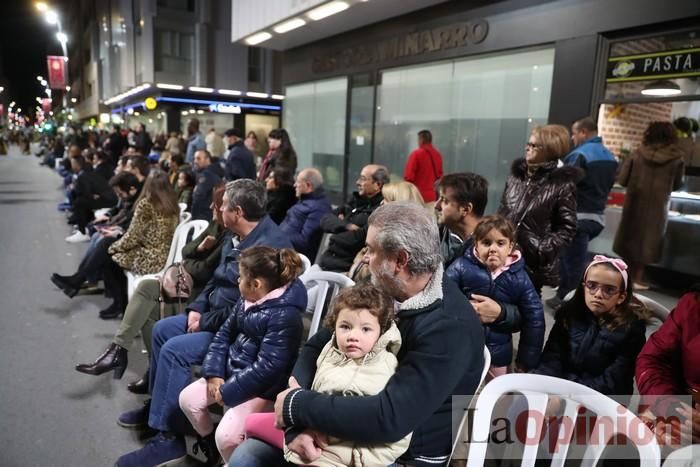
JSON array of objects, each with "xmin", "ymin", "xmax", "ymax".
[
  {"xmin": 498, "ymin": 125, "xmax": 582, "ymax": 292},
  {"xmin": 178, "ymin": 247, "xmax": 307, "ymax": 465}
]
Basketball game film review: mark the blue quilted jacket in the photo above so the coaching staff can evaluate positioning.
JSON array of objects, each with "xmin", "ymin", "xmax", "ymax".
[
  {"xmin": 446, "ymin": 247, "xmax": 545, "ymax": 369},
  {"xmin": 200, "ymin": 278, "xmax": 307, "ymax": 406},
  {"xmin": 279, "ymin": 189, "xmax": 332, "ymax": 260}
]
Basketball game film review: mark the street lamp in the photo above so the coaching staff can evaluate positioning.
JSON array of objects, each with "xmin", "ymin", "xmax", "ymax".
[
  {"xmin": 56, "ymin": 31, "xmax": 68, "ymax": 46},
  {"xmin": 35, "ymin": 2, "xmax": 49, "ymax": 12}
]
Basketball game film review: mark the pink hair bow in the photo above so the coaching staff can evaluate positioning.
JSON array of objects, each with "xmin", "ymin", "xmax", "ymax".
[{"xmin": 584, "ymin": 255, "xmax": 629, "ymax": 290}]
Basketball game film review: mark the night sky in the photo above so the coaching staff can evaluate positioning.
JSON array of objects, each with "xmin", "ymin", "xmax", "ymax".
[{"xmin": 0, "ymin": 0, "xmax": 69, "ymax": 120}]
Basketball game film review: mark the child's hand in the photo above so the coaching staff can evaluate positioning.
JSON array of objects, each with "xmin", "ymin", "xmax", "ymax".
[{"xmin": 207, "ymin": 377, "xmax": 224, "ymax": 402}]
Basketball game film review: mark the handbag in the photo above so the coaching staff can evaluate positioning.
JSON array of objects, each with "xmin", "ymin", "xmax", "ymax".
[{"xmin": 159, "ymin": 262, "xmax": 194, "ymax": 318}]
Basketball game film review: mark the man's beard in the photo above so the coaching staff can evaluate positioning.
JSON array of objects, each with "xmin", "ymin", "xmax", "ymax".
[{"xmin": 370, "ymin": 259, "xmax": 405, "ymax": 301}]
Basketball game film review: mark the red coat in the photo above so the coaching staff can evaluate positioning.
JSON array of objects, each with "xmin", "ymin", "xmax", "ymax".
[
  {"xmin": 636, "ymin": 292, "xmax": 700, "ymax": 415},
  {"xmin": 403, "ymin": 143, "xmax": 443, "ymax": 202}
]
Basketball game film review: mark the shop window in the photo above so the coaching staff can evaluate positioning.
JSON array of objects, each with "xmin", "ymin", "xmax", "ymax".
[
  {"xmin": 154, "ymin": 28, "xmax": 194, "ymax": 76},
  {"xmin": 284, "ymin": 78, "xmax": 348, "ymax": 201},
  {"xmin": 375, "ymin": 48, "xmax": 555, "ymax": 213}
]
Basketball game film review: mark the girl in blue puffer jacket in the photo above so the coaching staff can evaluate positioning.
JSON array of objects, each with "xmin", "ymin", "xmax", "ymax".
[
  {"xmin": 179, "ymin": 246, "xmax": 307, "ymax": 466},
  {"xmin": 446, "ymin": 215, "xmax": 545, "ymax": 377}
]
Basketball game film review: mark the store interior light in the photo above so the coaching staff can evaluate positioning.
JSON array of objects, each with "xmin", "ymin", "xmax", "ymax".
[
  {"xmin": 218, "ymin": 89, "xmax": 241, "ymax": 96},
  {"xmin": 271, "ymin": 94, "xmax": 285, "ymax": 100},
  {"xmin": 307, "ymin": 1, "xmax": 349, "ymax": 21},
  {"xmin": 245, "ymin": 32, "xmax": 272, "ymax": 46},
  {"xmin": 189, "ymin": 86, "xmax": 214, "ymax": 93},
  {"xmin": 273, "ymin": 18, "xmax": 306, "ymax": 34},
  {"xmin": 246, "ymin": 92, "xmax": 269, "ymax": 98},
  {"xmin": 641, "ymin": 80, "xmax": 682, "ymax": 97},
  {"xmin": 156, "ymin": 83, "xmax": 184, "ymax": 90}
]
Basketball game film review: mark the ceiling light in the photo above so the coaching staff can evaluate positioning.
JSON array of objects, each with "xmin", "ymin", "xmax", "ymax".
[
  {"xmin": 35, "ymin": 2, "xmax": 49, "ymax": 12},
  {"xmin": 245, "ymin": 32, "xmax": 272, "ymax": 45},
  {"xmin": 189, "ymin": 86, "xmax": 214, "ymax": 93},
  {"xmin": 246, "ymin": 92, "xmax": 269, "ymax": 98},
  {"xmin": 45, "ymin": 10, "xmax": 59, "ymax": 25},
  {"xmin": 273, "ymin": 18, "xmax": 305, "ymax": 34},
  {"xmin": 156, "ymin": 83, "xmax": 184, "ymax": 90},
  {"xmin": 641, "ymin": 80, "xmax": 681, "ymax": 97},
  {"xmin": 271, "ymin": 94, "xmax": 285, "ymax": 100},
  {"xmin": 218, "ymin": 89, "xmax": 241, "ymax": 96},
  {"xmin": 307, "ymin": 1, "xmax": 349, "ymax": 21}
]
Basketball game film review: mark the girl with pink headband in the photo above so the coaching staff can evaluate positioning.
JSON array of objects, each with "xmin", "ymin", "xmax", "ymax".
[{"xmin": 532, "ymin": 254, "xmax": 648, "ymax": 410}]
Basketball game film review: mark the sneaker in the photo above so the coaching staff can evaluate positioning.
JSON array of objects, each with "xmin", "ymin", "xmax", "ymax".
[
  {"xmin": 118, "ymin": 399, "xmax": 151, "ymax": 429},
  {"xmin": 65, "ymin": 231, "xmax": 91, "ymax": 243},
  {"xmin": 115, "ymin": 432, "xmax": 186, "ymax": 467},
  {"xmin": 545, "ymin": 296, "xmax": 562, "ymax": 310}
]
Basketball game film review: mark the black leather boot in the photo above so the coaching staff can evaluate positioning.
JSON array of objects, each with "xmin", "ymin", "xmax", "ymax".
[
  {"xmin": 192, "ymin": 432, "xmax": 221, "ymax": 467},
  {"xmin": 75, "ymin": 343, "xmax": 128, "ymax": 379},
  {"xmin": 127, "ymin": 370, "xmax": 149, "ymax": 395},
  {"xmin": 50, "ymin": 273, "xmax": 83, "ymax": 298},
  {"xmin": 99, "ymin": 303, "xmax": 123, "ymax": 320}
]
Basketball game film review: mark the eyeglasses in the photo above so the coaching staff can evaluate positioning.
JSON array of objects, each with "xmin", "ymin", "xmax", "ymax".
[
  {"xmin": 357, "ymin": 176, "xmax": 371, "ymax": 182},
  {"xmin": 583, "ymin": 280, "xmax": 621, "ymax": 298},
  {"xmin": 525, "ymin": 142, "xmax": 543, "ymax": 151}
]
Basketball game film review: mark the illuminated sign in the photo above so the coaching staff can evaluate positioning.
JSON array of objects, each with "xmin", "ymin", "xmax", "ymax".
[
  {"xmin": 209, "ymin": 103, "xmax": 242, "ymax": 114},
  {"xmin": 144, "ymin": 97, "xmax": 158, "ymax": 110},
  {"xmin": 606, "ymin": 47, "xmax": 700, "ymax": 82}
]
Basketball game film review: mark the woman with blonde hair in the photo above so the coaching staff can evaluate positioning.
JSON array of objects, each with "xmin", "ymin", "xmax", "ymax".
[
  {"xmin": 381, "ymin": 181, "xmax": 425, "ymax": 205},
  {"xmin": 498, "ymin": 124, "xmax": 581, "ymax": 294}
]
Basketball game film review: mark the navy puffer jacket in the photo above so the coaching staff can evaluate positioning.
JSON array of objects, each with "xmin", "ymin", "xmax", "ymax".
[
  {"xmin": 201, "ymin": 279, "xmax": 307, "ymax": 407},
  {"xmin": 446, "ymin": 247, "xmax": 545, "ymax": 369},
  {"xmin": 279, "ymin": 189, "xmax": 332, "ymax": 260}
]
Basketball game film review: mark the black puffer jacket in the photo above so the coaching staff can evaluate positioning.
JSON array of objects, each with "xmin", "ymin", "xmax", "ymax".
[{"xmin": 498, "ymin": 158, "xmax": 581, "ymax": 288}]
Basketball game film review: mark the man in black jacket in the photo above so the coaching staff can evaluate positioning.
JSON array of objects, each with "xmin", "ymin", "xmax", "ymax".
[
  {"xmin": 191, "ymin": 150, "xmax": 222, "ymax": 220},
  {"xmin": 66, "ymin": 154, "xmax": 118, "ymax": 243},
  {"xmin": 223, "ymin": 128, "xmax": 256, "ymax": 181},
  {"xmin": 318, "ymin": 164, "xmax": 388, "ymax": 271},
  {"xmin": 229, "ymin": 202, "xmax": 485, "ymax": 467}
]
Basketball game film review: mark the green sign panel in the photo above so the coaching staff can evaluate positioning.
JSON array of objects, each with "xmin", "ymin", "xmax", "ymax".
[{"xmin": 606, "ymin": 47, "xmax": 700, "ymax": 83}]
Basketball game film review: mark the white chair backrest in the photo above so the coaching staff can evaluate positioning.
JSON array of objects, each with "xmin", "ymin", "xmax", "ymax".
[
  {"xmin": 314, "ymin": 233, "xmax": 332, "ymax": 265},
  {"xmin": 298, "ymin": 253, "xmax": 311, "ymax": 274},
  {"xmin": 466, "ymin": 374, "xmax": 660, "ymax": 467},
  {"xmin": 635, "ymin": 293, "xmax": 670, "ymax": 322},
  {"xmin": 178, "ymin": 203, "xmax": 187, "ymax": 214},
  {"xmin": 449, "ymin": 346, "xmax": 491, "ymax": 462},
  {"xmin": 168, "ymin": 220, "xmax": 209, "ymax": 265},
  {"xmin": 300, "ymin": 270, "xmax": 355, "ymax": 340},
  {"xmin": 180, "ymin": 211, "xmax": 192, "ymax": 224}
]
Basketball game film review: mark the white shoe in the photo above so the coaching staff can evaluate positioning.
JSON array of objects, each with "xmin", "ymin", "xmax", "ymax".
[{"xmin": 65, "ymin": 231, "xmax": 91, "ymax": 243}]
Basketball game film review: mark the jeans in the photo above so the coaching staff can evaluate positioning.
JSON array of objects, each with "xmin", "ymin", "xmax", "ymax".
[
  {"xmin": 148, "ymin": 314, "xmax": 214, "ymax": 433},
  {"xmin": 228, "ymin": 438, "xmax": 402, "ymax": 467},
  {"xmin": 557, "ymin": 219, "xmax": 604, "ymax": 299},
  {"xmin": 83, "ymin": 233, "xmax": 103, "ymax": 284}
]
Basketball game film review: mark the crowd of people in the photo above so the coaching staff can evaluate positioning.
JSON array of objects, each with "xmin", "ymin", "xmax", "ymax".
[{"xmin": 37, "ymin": 115, "xmax": 699, "ymax": 466}]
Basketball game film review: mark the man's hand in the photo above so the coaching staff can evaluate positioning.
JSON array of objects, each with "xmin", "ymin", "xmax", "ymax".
[
  {"xmin": 470, "ymin": 294, "xmax": 502, "ymax": 324},
  {"xmin": 187, "ymin": 311, "xmax": 201, "ymax": 333},
  {"xmin": 197, "ymin": 235, "xmax": 217, "ymax": 252},
  {"xmin": 345, "ymin": 223, "xmax": 359, "ymax": 232},
  {"xmin": 545, "ymin": 396, "xmax": 562, "ymax": 417},
  {"xmin": 207, "ymin": 377, "xmax": 225, "ymax": 403},
  {"xmin": 286, "ymin": 430, "xmax": 324, "ymax": 463},
  {"xmin": 676, "ymin": 402, "xmax": 700, "ymax": 444},
  {"xmin": 274, "ymin": 377, "xmax": 301, "ymax": 428},
  {"xmin": 93, "ymin": 214, "xmax": 110, "ymax": 224}
]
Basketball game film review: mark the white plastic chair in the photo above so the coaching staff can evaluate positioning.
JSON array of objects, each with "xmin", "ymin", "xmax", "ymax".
[
  {"xmin": 300, "ymin": 270, "xmax": 354, "ymax": 341},
  {"xmin": 180, "ymin": 211, "xmax": 192, "ymax": 224},
  {"xmin": 449, "ymin": 346, "xmax": 491, "ymax": 462},
  {"xmin": 125, "ymin": 219, "xmax": 209, "ymax": 299},
  {"xmin": 466, "ymin": 374, "xmax": 661, "ymax": 467},
  {"xmin": 298, "ymin": 253, "xmax": 311, "ymax": 274},
  {"xmin": 178, "ymin": 202, "xmax": 187, "ymax": 214}
]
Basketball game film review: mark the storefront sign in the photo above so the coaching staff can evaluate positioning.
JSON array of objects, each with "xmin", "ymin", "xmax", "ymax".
[
  {"xmin": 312, "ymin": 19, "xmax": 489, "ymax": 74},
  {"xmin": 606, "ymin": 47, "xmax": 700, "ymax": 82},
  {"xmin": 208, "ymin": 103, "xmax": 242, "ymax": 114}
]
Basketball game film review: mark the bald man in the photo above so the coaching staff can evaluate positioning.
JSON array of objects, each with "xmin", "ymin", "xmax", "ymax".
[
  {"xmin": 319, "ymin": 164, "xmax": 390, "ymax": 271},
  {"xmin": 278, "ymin": 168, "xmax": 333, "ymax": 260}
]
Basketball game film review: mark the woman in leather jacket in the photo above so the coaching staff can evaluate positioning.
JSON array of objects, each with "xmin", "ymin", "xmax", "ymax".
[{"xmin": 498, "ymin": 124, "xmax": 581, "ymax": 293}]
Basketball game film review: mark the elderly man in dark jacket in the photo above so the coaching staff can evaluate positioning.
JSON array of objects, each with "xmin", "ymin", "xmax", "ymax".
[
  {"xmin": 191, "ymin": 149, "xmax": 222, "ymax": 220},
  {"xmin": 229, "ymin": 202, "xmax": 485, "ymax": 467},
  {"xmin": 66, "ymin": 154, "xmax": 118, "ymax": 242},
  {"xmin": 279, "ymin": 168, "xmax": 332, "ymax": 260},
  {"xmin": 318, "ymin": 164, "xmax": 388, "ymax": 271},
  {"xmin": 115, "ymin": 179, "xmax": 293, "ymax": 467},
  {"xmin": 223, "ymin": 128, "xmax": 256, "ymax": 181}
]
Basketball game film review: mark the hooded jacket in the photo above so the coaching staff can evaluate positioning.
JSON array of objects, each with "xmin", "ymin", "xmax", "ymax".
[
  {"xmin": 200, "ymin": 279, "xmax": 306, "ymax": 407},
  {"xmin": 282, "ymin": 266, "xmax": 485, "ymax": 467},
  {"xmin": 498, "ymin": 158, "xmax": 581, "ymax": 287},
  {"xmin": 284, "ymin": 323, "xmax": 411, "ymax": 466},
  {"xmin": 188, "ymin": 215, "xmax": 293, "ymax": 332},
  {"xmin": 280, "ymin": 189, "xmax": 333, "ymax": 260},
  {"xmin": 446, "ymin": 247, "xmax": 544, "ymax": 369},
  {"xmin": 563, "ymin": 136, "xmax": 618, "ymax": 218},
  {"xmin": 613, "ymin": 144, "xmax": 685, "ymax": 264}
]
